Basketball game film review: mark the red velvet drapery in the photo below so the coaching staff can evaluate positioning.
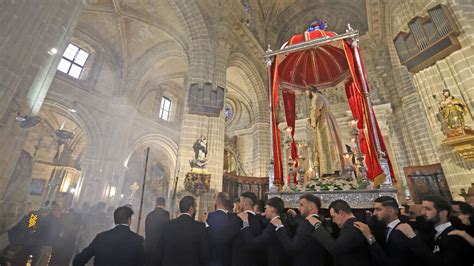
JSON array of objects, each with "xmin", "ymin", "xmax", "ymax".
[
  {"xmin": 282, "ymin": 90, "xmax": 298, "ymax": 184},
  {"xmin": 342, "ymin": 42, "xmax": 395, "ymax": 185},
  {"xmin": 270, "ymin": 57, "xmax": 284, "ymax": 186}
]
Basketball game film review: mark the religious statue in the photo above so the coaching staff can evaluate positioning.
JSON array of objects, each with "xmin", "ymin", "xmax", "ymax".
[
  {"xmin": 438, "ymin": 89, "xmax": 470, "ymax": 136},
  {"xmin": 185, "ymin": 135, "xmax": 211, "ymax": 196},
  {"xmin": 308, "ymin": 87, "xmax": 345, "ymax": 177},
  {"xmin": 190, "ymin": 135, "xmax": 208, "ymax": 169}
]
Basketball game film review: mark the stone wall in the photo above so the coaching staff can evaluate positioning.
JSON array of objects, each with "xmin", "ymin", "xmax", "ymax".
[
  {"xmin": 0, "ymin": 0, "xmax": 84, "ymax": 232},
  {"xmin": 410, "ymin": 0, "xmax": 474, "ymax": 197}
]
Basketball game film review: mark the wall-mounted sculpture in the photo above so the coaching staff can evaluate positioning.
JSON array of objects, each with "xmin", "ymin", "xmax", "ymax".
[{"xmin": 185, "ymin": 136, "xmax": 211, "ymax": 196}]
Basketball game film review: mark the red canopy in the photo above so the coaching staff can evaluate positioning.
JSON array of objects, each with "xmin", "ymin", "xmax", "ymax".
[
  {"xmin": 269, "ymin": 28, "xmax": 394, "ymax": 187},
  {"xmin": 278, "ymin": 30, "xmax": 350, "ymax": 90}
]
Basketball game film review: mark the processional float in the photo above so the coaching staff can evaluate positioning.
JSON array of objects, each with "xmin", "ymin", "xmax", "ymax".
[{"xmin": 265, "ymin": 21, "xmax": 397, "ymax": 208}]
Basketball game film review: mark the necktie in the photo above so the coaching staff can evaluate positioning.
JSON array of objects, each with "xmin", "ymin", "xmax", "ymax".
[{"xmin": 384, "ymin": 227, "xmax": 391, "ymax": 243}]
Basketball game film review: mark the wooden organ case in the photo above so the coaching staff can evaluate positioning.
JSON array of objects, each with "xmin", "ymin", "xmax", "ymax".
[{"xmin": 393, "ymin": 4, "xmax": 461, "ymax": 73}]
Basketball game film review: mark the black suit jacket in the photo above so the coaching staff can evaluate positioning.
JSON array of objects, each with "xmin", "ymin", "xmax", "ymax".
[
  {"xmin": 72, "ymin": 225, "xmax": 144, "ymax": 266},
  {"xmin": 242, "ymin": 223, "xmax": 291, "ymax": 266},
  {"xmin": 231, "ymin": 212, "xmax": 265, "ymax": 266},
  {"xmin": 144, "ymin": 207, "xmax": 170, "ymax": 251},
  {"xmin": 385, "ymin": 225, "xmax": 423, "ymax": 266},
  {"xmin": 276, "ymin": 219, "xmax": 328, "ymax": 266},
  {"xmin": 368, "ymin": 224, "xmax": 423, "ymax": 266},
  {"xmin": 157, "ymin": 214, "xmax": 209, "ymax": 266},
  {"xmin": 206, "ymin": 210, "xmax": 241, "ymax": 266},
  {"xmin": 313, "ymin": 217, "xmax": 371, "ymax": 266},
  {"xmin": 144, "ymin": 207, "xmax": 170, "ymax": 265},
  {"xmin": 406, "ymin": 225, "xmax": 473, "ymax": 266}
]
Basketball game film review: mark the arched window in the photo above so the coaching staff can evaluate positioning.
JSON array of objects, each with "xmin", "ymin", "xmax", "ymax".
[{"xmin": 159, "ymin": 97, "xmax": 171, "ymax": 121}]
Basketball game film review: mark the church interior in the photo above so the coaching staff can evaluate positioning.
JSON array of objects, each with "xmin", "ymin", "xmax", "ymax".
[{"xmin": 1, "ymin": 0, "xmax": 474, "ymax": 264}]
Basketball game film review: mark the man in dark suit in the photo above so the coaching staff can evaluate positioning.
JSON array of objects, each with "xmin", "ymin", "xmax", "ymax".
[
  {"xmin": 157, "ymin": 196, "xmax": 209, "ymax": 266},
  {"xmin": 307, "ymin": 199, "xmax": 371, "ymax": 266},
  {"xmin": 396, "ymin": 195, "xmax": 473, "ymax": 266},
  {"xmin": 451, "ymin": 200, "xmax": 474, "ymax": 236},
  {"xmin": 231, "ymin": 191, "xmax": 265, "ymax": 266},
  {"xmin": 353, "ymin": 196, "xmax": 422, "ymax": 266},
  {"xmin": 272, "ymin": 193, "xmax": 328, "ymax": 266},
  {"xmin": 72, "ymin": 206, "xmax": 144, "ymax": 266},
  {"xmin": 144, "ymin": 197, "xmax": 170, "ymax": 265},
  {"xmin": 239, "ymin": 197, "xmax": 291, "ymax": 266},
  {"xmin": 373, "ymin": 196, "xmax": 422, "ymax": 265},
  {"xmin": 206, "ymin": 192, "xmax": 240, "ymax": 266}
]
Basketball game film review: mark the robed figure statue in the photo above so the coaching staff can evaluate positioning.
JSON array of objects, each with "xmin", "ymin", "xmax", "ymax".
[
  {"xmin": 308, "ymin": 88, "xmax": 345, "ymax": 176},
  {"xmin": 438, "ymin": 89, "xmax": 469, "ymax": 134}
]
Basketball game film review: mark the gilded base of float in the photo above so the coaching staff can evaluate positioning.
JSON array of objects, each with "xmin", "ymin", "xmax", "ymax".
[{"xmin": 267, "ymin": 189, "xmax": 398, "ymax": 209}]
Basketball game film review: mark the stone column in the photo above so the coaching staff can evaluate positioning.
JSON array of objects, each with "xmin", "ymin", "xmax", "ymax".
[
  {"xmin": 173, "ymin": 39, "xmax": 231, "ymax": 214},
  {"xmin": 0, "ymin": 0, "xmax": 83, "ymax": 232},
  {"xmin": 251, "ymin": 122, "xmax": 271, "ymax": 176},
  {"xmin": 385, "ymin": 38, "xmax": 439, "ymax": 172}
]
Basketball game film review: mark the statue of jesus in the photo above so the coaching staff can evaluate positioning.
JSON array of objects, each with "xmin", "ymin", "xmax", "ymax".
[{"xmin": 308, "ymin": 87, "xmax": 345, "ymax": 176}]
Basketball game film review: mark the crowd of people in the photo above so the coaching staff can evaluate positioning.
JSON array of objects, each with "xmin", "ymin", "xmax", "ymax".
[
  {"xmin": 4, "ymin": 200, "xmax": 117, "ymax": 265},
  {"xmin": 3, "ymin": 192, "xmax": 474, "ymax": 266}
]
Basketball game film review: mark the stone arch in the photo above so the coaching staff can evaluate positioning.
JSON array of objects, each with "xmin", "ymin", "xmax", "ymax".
[
  {"xmin": 127, "ymin": 40, "xmax": 188, "ymax": 102},
  {"xmin": 121, "ymin": 140, "xmax": 176, "ymax": 218},
  {"xmin": 41, "ymin": 96, "xmax": 100, "ymax": 158},
  {"xmin": 126, "ymin": 133, "xmax": 178, "ymax": 170},
  {"xmin": 227, "ymin": 52, "xmax": 268, "ymax": 123},
  {"xmin": 122, "ymin": 134, "xmax": 178, "ymax": 208},
  {"xmin": 167, "ymin": 0, "xmax": 212, "ymax": 83},
  {"xmin": 225, "ymin": 53, "xmax": 271, "ymax": 177}
]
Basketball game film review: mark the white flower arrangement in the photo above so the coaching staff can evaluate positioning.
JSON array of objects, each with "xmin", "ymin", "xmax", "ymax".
[{"xmin": 303, "ymin": 177, "xmax": 369, "ymax": 191}]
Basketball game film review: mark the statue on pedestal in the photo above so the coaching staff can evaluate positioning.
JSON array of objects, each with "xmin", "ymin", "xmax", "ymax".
[
  {"xmin": 438, "ymin": 89, "xmax": 470, "ymax": 137},
  {"xmin": 190, "ymin": 135, "xmax": 208, "ymax": 169},
  {"xmin": 186, "ymin": 136, "xmax": 211, "ymax": 196},
  {"xmin": 308, "ymin": 87, "xmax": 345, "ymax": 177}
]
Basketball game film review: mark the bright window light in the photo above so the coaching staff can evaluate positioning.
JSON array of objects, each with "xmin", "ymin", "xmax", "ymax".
[
  {"xmin": 159, "ymin": 97, "xmax": 171, "ymax": 121},
  {"xmin": 57, "ymin": 43, "xmax": 89, "ymax": 79}
]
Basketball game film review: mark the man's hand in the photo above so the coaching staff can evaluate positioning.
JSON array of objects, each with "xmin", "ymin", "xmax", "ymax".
[
  {"xmin": 287, "ymin": 209, "xmax": 297, "ymax": 218},
  {"xmin": 396, "ymin": 223, "xmax": 416, "ymax": 239},
  {"xmin": 271, "ymin": 217, "xmax": 283, "ymax": 226},
  {"xmin": 306, "ymin": 216, "xmax": 320, "ymax": 226},
  {"xmin": 237, "ymin": 212, "xmax": 249, "ymax": 223},
  {"xmin": 459, "ymin": 214, "xmax": 471, "ymax": 226},
  {"xmin": 354, "ymin": 221, "xmax": 373, "ymax": 240}
]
